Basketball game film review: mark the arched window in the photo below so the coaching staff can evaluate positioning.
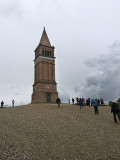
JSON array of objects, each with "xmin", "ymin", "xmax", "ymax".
[
  {"xmin": 42, "ymin": 50, "xmax": 44, "ymax": 55},
  {"xmin": 47, "ymin": 51, "xmax": 49, "ymax": 56},
  {"xmin": 42, "ymin": 50, "xmax": 52, "ymax": 56},
  {"xmin": 45, "ymin": 50, "xmax": 47, "ymax": 56}
]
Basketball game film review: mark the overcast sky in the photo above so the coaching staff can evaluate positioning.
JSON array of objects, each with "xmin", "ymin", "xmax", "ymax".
[{"xmin": 0, "ymin": 0, "xmax": 120, "ymax": 105}]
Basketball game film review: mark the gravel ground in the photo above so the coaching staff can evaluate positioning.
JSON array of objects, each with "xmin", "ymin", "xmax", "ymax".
[{"xmin": 0, "ymin": 104, "xmax": 120, "ymax": 160}]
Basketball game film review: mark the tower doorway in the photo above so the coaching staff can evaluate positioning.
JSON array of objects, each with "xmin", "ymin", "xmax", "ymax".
[{"xmin": 47, "ymin": 93, "xmax": 51, "ymax": 102}]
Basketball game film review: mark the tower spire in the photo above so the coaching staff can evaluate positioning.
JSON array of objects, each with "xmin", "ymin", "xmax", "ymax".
[{"xmin": 40, "ymin": 27, "xmax": 51, "ymax": 47}]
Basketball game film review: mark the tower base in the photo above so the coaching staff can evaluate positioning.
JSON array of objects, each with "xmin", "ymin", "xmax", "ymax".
[{"xmin": 32, "ymin": 91, "xmax": 58, "ymax": 103}]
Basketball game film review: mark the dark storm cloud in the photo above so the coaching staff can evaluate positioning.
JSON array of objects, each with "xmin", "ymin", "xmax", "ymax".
[{"xmin": 81, "ymin": 42, "xmax": 120, "ymax": 101}]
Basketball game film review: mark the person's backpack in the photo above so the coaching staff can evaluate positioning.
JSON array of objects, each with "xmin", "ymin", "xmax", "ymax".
[{"xmin": 117, "ymin": 102, "xmax": 120, "ymax": 112}]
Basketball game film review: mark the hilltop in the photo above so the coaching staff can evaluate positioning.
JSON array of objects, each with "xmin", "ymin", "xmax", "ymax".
[{"xmin": 0, "ymin": 104, "xmax": 120, "ymax": 160}]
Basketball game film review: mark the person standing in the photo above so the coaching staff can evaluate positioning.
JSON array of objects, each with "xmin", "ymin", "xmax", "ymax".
[
  {"xmin": 111, "ymin": 102, "xmax": 120, "ymax": 123},
  {"xmin": 82, "ymin": 97, "xmax": 85, "ymax": 106},
  {"xmin": 56, "ymin": 97, "xmax": 60, "ymax": 108},
  {"xmin": 101, "ymin": 99, "xmax": 104, "ymax": 105},
  {"xmin": 79, "ymin": 98, "xmax": 83, "ymax": 111},
  {"xmin": 72, "ymin": 98, "xmax": 74, "ymax": 105},
  {"xmin": 68, "ymin": 99, "xmax": 70, "ymax": 104},
  {"xmin": 97, "ymin": 99, "xmax": 100, "ymax": 106},
  {"xmin": 76, "ymin": 97, "xmax": 79, "ymax": 105},
  {"xmin": 92, "ymin": 99, "xmax": 99, "ymax": 114},
  {"xmin": 88, "ymin": 98, "xmax": 90, "ymax": 106},
  {"xmin": 12, "ymin": 99, "xmax": 15, "ymax": 107},
  {"xmin": 1, "ymin": 101, "xmax": 4, "ymax": 108}
]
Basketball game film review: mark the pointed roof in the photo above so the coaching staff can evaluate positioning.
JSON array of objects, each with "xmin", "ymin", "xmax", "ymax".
[{"xmin": 40, "ymin": 27, "xmax": 51, "ymax": 47}]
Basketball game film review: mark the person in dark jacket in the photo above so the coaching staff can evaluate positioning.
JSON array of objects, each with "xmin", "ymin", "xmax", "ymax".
[
  {"xmin": 1, "ymin": 101, "xmax": 4, "ymax": 108},
  {"xmin": 72, "ymin": 98, "xmax": 74, "ymax": 105},
  {"xmin": 79, "ymin": 98, "xmax": 83, "ymax": 111},
  {"xmin": 88, "ymin": 98, "xmax": 90, "ymax": 106},
  {"xmin": 56, "ymin": 97, "xmax": 60, "ymax": 108},
  {"xmin": 111, "ymin": 102, "xmax": 120, "ymax": 123},
  {"xmin": 76, "ymin": 97, "xmax": 79, "ymax": 105}
]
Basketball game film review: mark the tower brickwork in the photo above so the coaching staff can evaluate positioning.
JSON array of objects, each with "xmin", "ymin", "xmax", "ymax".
[{"xmin": 32, "ymin": 28, "xmax": 58, "ymax": 103}]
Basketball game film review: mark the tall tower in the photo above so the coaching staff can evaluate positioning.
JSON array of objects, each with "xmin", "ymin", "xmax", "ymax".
[{"xmin": 32, "ymin": 28, "xmax": 58, "ymax": 103}]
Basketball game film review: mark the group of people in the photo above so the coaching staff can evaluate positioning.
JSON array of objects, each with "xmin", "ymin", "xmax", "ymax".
[
  {"xmin": 71, "ymin": 97, "xmax": 100, "ymax": 113},
  {"xmin": 73, "ymin": 97, "xmax": 104, "ymax": 106},
  {"xmin": 1, "ymin": 96, "xmax": 120, "ymax": 124},
  {"xmin": 0, "ymin": 99, "xmax": 15, "ymax": 108},
  {"xmin": 71, "ymin": 97, "xmax": 120, "ymax": 123}
]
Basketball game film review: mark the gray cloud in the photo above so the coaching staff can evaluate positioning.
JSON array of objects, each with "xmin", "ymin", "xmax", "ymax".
[
  {"xmin": 14, "ymin": 93, "xmax": 20, "ymax": 96},
  {"xmin": 81, "ymin": 42, "xmax": 120, "ymax": 101},
  {"xmin": 10, "ymin": 86, "xmax": 19, "ymax": 89},
  {"xmin": 1, "ymin": 0, "xmax": 120, "ymax": 105},
  {"xmin": 58, "ymin": 83, "xmax": 70, "ymax": 103},
  {"xmin": 0, "ymin": 0, "xmax": 22, "ymax": 17}
]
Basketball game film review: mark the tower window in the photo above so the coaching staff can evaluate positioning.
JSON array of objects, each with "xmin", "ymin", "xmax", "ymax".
[
  {"xmin": 42, "ymin": 50, "xmax": 52, "ymax": 57},
  {"xmin": 47, "ymin": 51, "xmax": 49, "ymax": 56},
  {"xmin": 45, "ymin": 50, "xmax": 47, "ymax": 56},
  {"xmin": 42, "ymin": 50, "xmax": 44, "ymax": 55}
]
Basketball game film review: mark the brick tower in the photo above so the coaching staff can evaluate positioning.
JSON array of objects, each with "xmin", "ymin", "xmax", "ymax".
[{"xmin": 32, "ymin": 28, "xmax": 58, "ymax": 103}]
